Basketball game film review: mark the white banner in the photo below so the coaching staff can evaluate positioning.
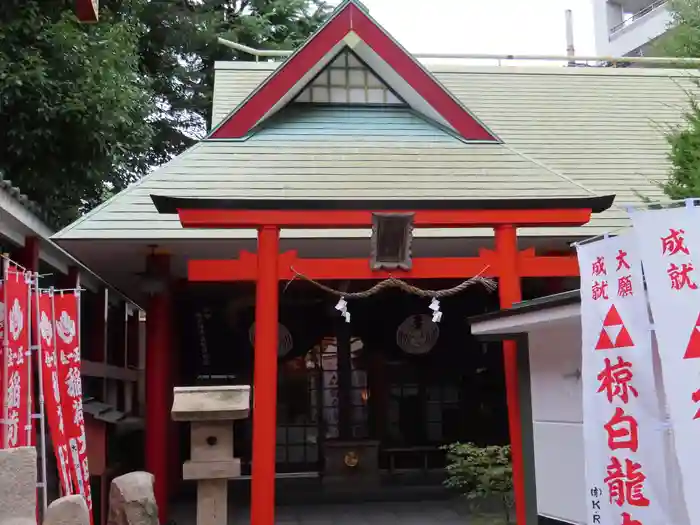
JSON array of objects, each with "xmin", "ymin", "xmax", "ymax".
[
  {"xmin": 630, "ymin": 205, "xmax": 700, "ymax": 525},
  {"xmin": 578, "ymin": 233, "xmax": 670, "ymax": 525}
]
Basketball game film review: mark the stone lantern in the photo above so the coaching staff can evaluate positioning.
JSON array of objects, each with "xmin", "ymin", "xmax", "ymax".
[{"xmin": 171, "ymin": 385, "xmax": 250, "ymax": 525}]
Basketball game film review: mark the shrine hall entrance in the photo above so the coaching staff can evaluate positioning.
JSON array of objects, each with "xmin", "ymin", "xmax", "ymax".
[{"xmin": 176, "ymin": 276, "xmax": 565, "ymax": 499}]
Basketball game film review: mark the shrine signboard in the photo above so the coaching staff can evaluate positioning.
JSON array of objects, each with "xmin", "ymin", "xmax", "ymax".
[
  {"xmin": 577, "ymin": 233, "xmax": 670, "ymax": 525},
  {"xmin": 630, "ymin": 205, "xmax": 700, "ymax": 525}
]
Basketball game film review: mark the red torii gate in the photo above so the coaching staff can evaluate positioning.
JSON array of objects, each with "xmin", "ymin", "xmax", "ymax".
[{"xmin": 152, "ymin": 194, "xmax": 614, "ymax": 525}]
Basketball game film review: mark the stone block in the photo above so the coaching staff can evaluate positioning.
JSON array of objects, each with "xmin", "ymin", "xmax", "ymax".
[
  {"xmin": 190, "ymin": 421, "xmax": 233, "ymax": 462},
  {"xmin": 43, "ymin": 495, "xmax": 90, "ymax": 525},
  {"xmin": 107, "ymin": 472, "xmax": 158, "ymax": 525},
  {"xmin": 182, "ymin": 459, "xmax": 241, "ymax": 480},
  {"xmin": 0, "ymin": 446, "xmax": 37, "ymax": 523},
  {"xmin": 171, "ymin": 386, "xmax": 250, "ymax": 422}
]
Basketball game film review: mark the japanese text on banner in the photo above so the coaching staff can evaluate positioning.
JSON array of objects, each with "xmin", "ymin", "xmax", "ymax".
[
  {"xmin": 577, "ymin": 234, "xmax": 669, "ymax": 525},
  {"xmin": 54, "ymin": 291, "xmax": 92, "ymax": 515},
  {"xmin": 3, "ymin": 265, "xmax": 32, "ymax": 449},
  {"xmin": 630, "ymin": 206, "xmax": 700, "ymax": 525},
  {"xmin": 38, "ymin": 291, "xmax": 73, "ymax": 494}
]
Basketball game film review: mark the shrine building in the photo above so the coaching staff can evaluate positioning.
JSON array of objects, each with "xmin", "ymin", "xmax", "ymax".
[{"xmin": 50, "ymin": 1, "xmax": 699, "ymax": 524}]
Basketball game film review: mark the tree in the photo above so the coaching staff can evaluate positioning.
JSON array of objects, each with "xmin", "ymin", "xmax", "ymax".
[
  {"xmin": 650, "ymin": 0, "xmax": 700, "ymax": 198},
  {"xmin": 0, "ymin": 0, "xmax": 155, "ymax": 226},
  {"xmin": 655, "ymin": 0, "xmax": 700, "ymax": 58},
  {"xmin": 105, "ymin": 0, "xmax": 331, "ymax": 166},
  {"xmin": 0, "ymin": 0, "xmax": 330, "ymax": 227}
]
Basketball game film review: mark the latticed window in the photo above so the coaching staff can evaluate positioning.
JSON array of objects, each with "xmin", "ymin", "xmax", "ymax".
[{"xmin": 295, "ymin": 50, "xmax": 405, "ymax": 105}]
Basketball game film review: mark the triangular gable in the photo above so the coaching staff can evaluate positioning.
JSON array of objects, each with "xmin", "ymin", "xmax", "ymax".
[
  {"xmin": 209, "ymin": 0, "xmax": 498, "ymax": 142},
  {"xmin": 295, "ymin": 49, "xmax": 406, "ymax": 106}
]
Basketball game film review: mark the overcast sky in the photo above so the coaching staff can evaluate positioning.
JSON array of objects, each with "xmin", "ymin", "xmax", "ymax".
[{"xmin": 346, "ymin": 0, "xmax": 597, "ymax": 60}]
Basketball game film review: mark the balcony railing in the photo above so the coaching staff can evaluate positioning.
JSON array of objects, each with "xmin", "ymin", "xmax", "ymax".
[{"xmin": 610, "ymin": 0, "xmax": 667, "ymax": 35}]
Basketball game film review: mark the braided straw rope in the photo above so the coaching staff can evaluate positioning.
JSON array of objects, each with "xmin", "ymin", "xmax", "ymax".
[{"xmin": 287, "ymin": 266, "xmax": 497, "ymax": 299}]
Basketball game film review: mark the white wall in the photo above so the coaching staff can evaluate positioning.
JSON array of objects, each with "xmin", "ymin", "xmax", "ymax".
[
  {"xmin": 528, "ymin": 319, "xmax": 690, "ymax": 525},
  {"xmin": 529, "ymin": 323, "xmax": 587, "ymax": 524},
  {"xmin": 592, "ymin": 0, "xmax": 671, "ymax": 56}
]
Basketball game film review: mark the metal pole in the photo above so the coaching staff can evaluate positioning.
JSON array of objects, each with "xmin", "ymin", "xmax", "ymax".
[
  {"xmin": 34, "ymin": 275, "xmax": 49, "ymax": 512},
  {"xmin": 565, "ymin": 10, "xmax": 575, "ymax": 67},
  {"xmin": 24, "ymin": 269, "xmax": 33, "ymax": 447}
]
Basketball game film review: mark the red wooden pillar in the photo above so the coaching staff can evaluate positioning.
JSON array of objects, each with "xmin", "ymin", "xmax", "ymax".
[
  {"xmin": 144, "ymin": 254, "xmax": 172, "ymax": 524},
  {"xmin": 494, "ymin": 225, "xmax": 526, "ymax": 525},
  {"xmin": 251, "ymin": 226, "xmax": 280, "ymax": 525}
]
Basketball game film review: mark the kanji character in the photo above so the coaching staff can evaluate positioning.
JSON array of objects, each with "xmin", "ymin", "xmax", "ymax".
[
  {"xmin": 61, "ymin": 348, "xmax": 80, "ymax": 365},
  {"xmin": 6, "ymin": 370, "xmax": 21, "ymax": 409},
  {"xmin": 44, "ymin": 349, "xmax": 55, "ymax": 369},
  {"xmin": 668, "ymin": 263, "xmax": 698, "ymax": 291},
  {"xmin": 692, "ymin": 388, "xmax": 700, "ymax": 420},
  {"xmin": 592, "ymin": 281, "xmax": 609, "ymax": 300},
  {"xmin": 65, "ymin": 366, "xmax": 82, "ymax": 398},
  {"xmin": 604, "ymin": 406, "xmax": 639, "ymax": 452},
  {"xmin": 597, "ymin": 357, "xmax": 639, "ymax": 404},
  {"xmin": 69, "ymin": 438, "xmax": 84, "ymax": 495},
  {"xmin": 72, "ymin": 398, "xmax": 84, "ymax": 427},
  {"xmin": 57, "ymin": 404, "xmax": 65, "ymax": 434},
  {"xmin": 616, "ymin": 249, "xmax": 631, "ymax": 271},
  {"xmin": 592, "ymin": 256, "xmax": 607, "ymax": 276},
  {"xmin": 15, "ymin": 346, "xmax": 24, "ymax": 366},
  {"xmin": 76, "ymin": 427, "xmax": 87, "ymax": 455},
  {"xmin": 51, "ymin": 370, "xmax": 61, "ymax": 403},
  {"xmin": 661, "ymin": 228, "xmax": 690, "ymax": 256},
  {"xmin": 5, "ymin": 409, "xmax": 19, "ymax": 447},
  {"xmin": 57, "ymin": 445, "xmax": 72, "ymax": 494},
  {"xmin": 604, "ymin": 457, "xmax": 650, "ymax": 507},
  {"xmin": 590, "ymin": 486, "xmax": 603, "ymax": 498},
  {"xmin": 621, "ymin": 512, "xmax": 642, "ymax": 525},
  {"xmin": 618, "ymin": 275, "xmax": 633, "ymax": 297}
]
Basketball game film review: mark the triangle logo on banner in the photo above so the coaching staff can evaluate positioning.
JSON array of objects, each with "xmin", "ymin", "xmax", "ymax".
[
  {"xmin": 595, "ymin": 304, "xmax": 634, "ymax": 350},
  {"xmin": 683, "ymin": 313, "xmax": 700, "ymax": 359}
]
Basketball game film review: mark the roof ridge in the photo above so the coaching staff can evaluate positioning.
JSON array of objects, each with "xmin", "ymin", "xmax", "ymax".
[{"xmin": 500, "ymin": 143, "xmax": 606, "ymax": 202}]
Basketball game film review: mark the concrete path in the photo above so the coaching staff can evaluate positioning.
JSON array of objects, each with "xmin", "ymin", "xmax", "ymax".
[{"xmin": 171, "ymin": 499, "xmax": 484, "ymax": 525}]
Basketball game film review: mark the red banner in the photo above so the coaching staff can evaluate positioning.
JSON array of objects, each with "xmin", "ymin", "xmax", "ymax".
[
  {"xmin": 3, "ymin": 265, "xmax": 32, "ymax": 448},
  {"xmin": 54, "ymin": 291, "xmax": 92, "ymax": 514},
  {"xmin": 0, "ymin": 281, "xmax": 4, "ymax": 447},
  {"xmin": 38, "ymin": 291, "xmax": 73, "ymax": 494}
]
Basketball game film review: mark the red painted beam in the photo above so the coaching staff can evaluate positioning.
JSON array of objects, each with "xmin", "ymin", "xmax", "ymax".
[
  {"xmin": 177, "ymin": 208, "xmax": 594, "ymax": 229},
  {"xmin": 187, "ymin": 250, "xmax": 579, "ymax": 282}
]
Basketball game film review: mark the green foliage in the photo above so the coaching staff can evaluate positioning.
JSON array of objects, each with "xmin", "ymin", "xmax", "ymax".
[
  {"xmin": 103, "ymin": 0, "xmax": 332, "ymax": 168},
  {"xmin": 654, "ymin": 0, "xmax": 700, "ymax": 58},
  {"xmin": 0, "ymin": 0, "xmax": 329, "ymax": 227},
  {"xmin": 443, "ymin": 442, "xmax": 514, "ymax": 523},
  {"xmin": 652, "ymin": 0, "xmax": 700, "ymax": 200},
  {"xmin": 664, "ymin": 97, "xmax": 700, "ymax": 199},
  {"xmin": 0, "ymin": 0, "xmax": 155, "ymax": 226}
]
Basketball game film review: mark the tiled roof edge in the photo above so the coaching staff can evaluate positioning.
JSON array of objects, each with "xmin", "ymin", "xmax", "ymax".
[{"xmin": 0, "ymin": 171, "xmax": 58, "ymax": 231}]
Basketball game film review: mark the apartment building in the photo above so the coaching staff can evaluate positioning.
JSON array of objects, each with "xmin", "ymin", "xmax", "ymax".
[{"xmin": 593, "ymin": 0, "xmax": 671, "ymax": 56}]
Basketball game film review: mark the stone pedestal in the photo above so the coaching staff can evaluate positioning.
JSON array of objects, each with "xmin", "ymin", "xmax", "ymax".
[
  {"xmin": 171, "ymin": 386, "xmax": 250, "ymax": 525},
  {"xmin": 322, "ymin": 440, "xmax": 380, "ymax": 490}
]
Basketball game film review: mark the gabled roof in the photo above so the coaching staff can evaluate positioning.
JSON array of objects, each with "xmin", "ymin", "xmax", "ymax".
[
  {"xmin": 54, "ymin": 105, "xmax": 592, "ymax": 241},
  {"xmin": 52, "ymin": 65, "xmax": 700, "ymax": 242},
  {"xmin": 209, "ymin": 0, "xmax": 497, "ymax": 142}
]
